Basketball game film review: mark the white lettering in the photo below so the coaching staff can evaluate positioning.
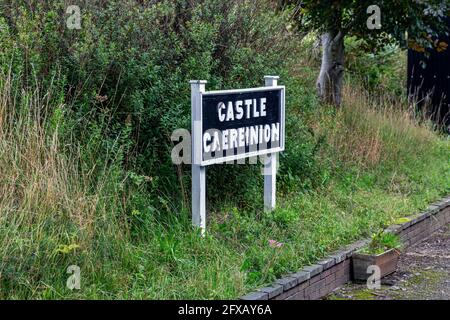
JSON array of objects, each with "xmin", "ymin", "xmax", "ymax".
[
  {"xmin": 238, "ymin": 128, "xmax": 246, "ymax": 148},
  {"xmin": 245, "ymin": 99, "xmax": 252, "ymax": 119},
  {"xmin": 250, "ymin": 126, "xmax": 258, "ymax": 145},
  {"xmin": 271, "ymin": 123, "xmax": 280, "ymax": 142},
  {"xmin": 235, "ymin": 100, "xmax": 244, "ymax": 120},
  {"xmin": 253, "ymin": 99, "xmax": 259, "ymax": 118},
  {"xmin": 229, "ymin": 129, "xmax": 238, "ymax": 149},
  {"xmin": 212, "ymin": 131, "xmax": 221, "ymax": 152},
  {"xmin": 226, "ymin": 101, "xmax": 234, "ymax": 121},
  {"xmin": 222, "ymin": 130, "xmax": 229, "ymax": 150},
  {"xmin": 203, "ymin": 132, "xmax": 212, "ymax": 153},
  {"xmin": 260, "ymin": 98, "xmax": 267, "ymax": 117},
  {"xmin": 218, "ymin": 102, "xmax": 226, "ymax": 122},
  {"xmin": 263, "ymin": 125, "xmax": 271, "ymax": 143}
]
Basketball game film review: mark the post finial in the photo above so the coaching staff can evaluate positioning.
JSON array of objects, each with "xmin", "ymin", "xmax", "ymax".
[
  {"xmin": 264, "ymin": 75, "xmax": 280, "ymax": 80},
  {"xmin": 189, "ymin": 80, "xmax": 208, "ymax": 84},
  {"xmin": 264, "ymin": 75, "xmax": 279, "ymax": 87}
]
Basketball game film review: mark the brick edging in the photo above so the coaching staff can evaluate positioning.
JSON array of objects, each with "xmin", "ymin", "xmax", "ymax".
[{"xmin": 241, "ymin": 196, "xmax": 450, "ymax": 301}]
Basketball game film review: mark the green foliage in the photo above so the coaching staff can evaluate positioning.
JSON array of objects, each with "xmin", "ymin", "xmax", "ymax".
[
  {"xmin": 0, "ymin": 0, "xmax": 449, "ymax": 300},
  {"xmin": 345, "ymin": 36, "xmax": 406, "ymax": 96},
  {"xmin": 361, "ymin": 232, "xmax": 402, "ymax": 255},
  {"xmin": 0, "ymin": 0, "xmax": 298, "ymax": 213},
  {"xmin": 289, "ymin": 0, "xmax": 449, "ymax": 52}
]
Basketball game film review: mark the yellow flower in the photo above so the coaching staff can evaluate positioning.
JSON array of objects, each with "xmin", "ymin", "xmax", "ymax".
[{"xmin": 436, "ymin": 41, "xmax": 448, "ymax": 53}]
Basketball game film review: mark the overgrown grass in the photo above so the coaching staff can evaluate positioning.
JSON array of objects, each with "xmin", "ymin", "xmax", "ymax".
[
  {"xmin": 0, "ymin": 68, "xmax": 130, "ymax": 298},
  {"xmin": 0, "ymin": 39, "xmax": 449, "ymax": 299}
]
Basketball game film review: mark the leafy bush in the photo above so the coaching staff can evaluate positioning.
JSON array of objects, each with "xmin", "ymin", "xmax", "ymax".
[
  {"xmin": 345, "ymin": 36, "xmax": 407, "ymax": 97},
  {"xmin": 360, "ymin": 232, "xmax": 402, "ymax": 255},
  {"xmin": 0, "ymin": 0, "xmax": 449, "ymax": 300},
  {"xmin": 0, "ymin": 0, "xmax": 303, "ymax": 213}
]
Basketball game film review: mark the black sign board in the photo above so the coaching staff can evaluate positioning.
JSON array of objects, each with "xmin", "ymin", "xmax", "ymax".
[{"xmin": 200, "ymin": 87, "xmax": 285, "ymax": 166}]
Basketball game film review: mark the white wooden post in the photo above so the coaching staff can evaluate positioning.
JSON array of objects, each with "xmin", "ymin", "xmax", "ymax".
[
  {"xmin": 263, "ymin": 76, "xmax": 279, "ymax": 212},
  {"xmin": 190, "ymin": 80, "xmax": 207, "ymax": 235}
]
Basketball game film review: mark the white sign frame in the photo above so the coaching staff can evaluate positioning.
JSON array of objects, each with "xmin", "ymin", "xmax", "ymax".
[
  {"xmin": 190, "ymin": 76, "xmax": 284, "ymax": 234},
  {"xmin": 199, "ymin": 86, "xmax": 285, "ymax": 166}
]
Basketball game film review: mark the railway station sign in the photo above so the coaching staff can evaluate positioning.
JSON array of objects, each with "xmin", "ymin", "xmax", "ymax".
[{"xmin": 190, "ymin": 76, "xmax": 285, "ymax": 234}]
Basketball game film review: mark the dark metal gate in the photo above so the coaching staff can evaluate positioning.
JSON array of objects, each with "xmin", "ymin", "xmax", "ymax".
[{"xmin": 408, "ymin": 18, "xmax": 450, "ymax": 129}]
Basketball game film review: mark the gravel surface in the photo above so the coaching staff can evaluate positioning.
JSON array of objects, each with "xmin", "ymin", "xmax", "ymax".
[{"xmin": 326, "ymin": 225, "xmax": 450, "ymax": 300}]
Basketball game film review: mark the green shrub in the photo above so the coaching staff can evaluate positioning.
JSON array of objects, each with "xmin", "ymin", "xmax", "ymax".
[
  {"xmin": 360, "ymin": 232, "xmax": 402, "ymax": 255},
  {"xmin": 1, "ymin": 0, "xmax": 449, "ymax": 300},
  {"xmin": 0, "ymin": 0, "xmax": 303, "ymax": 214},
  {"xmin": 345, "ymin": 36, "xmax": 407, "ymax": 97}
]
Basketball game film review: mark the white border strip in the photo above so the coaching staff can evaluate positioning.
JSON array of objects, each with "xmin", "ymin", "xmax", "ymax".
[{"xmin": 199, "ymin": 86, "xmax": 286, "ymax": 167}]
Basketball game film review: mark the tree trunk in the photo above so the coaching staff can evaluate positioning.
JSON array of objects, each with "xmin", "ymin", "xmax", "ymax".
[{"xmin": 316, "ymin": 31, "xmax": 345, "ymax": 107}]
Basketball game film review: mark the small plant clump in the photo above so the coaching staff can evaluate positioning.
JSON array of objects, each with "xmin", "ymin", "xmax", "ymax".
[{"xmin": 360, "ymin": 232, "xmax": 402, "ymax": 255}]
